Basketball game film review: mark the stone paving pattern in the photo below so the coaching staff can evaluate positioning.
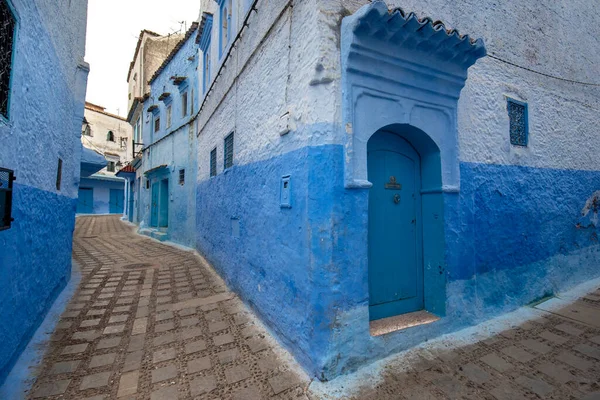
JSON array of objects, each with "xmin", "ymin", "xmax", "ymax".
[
  {"xmin": 26, "ymin": 215, "xmax": 600, "ymax": 399},
  {"xmin": 28, "ymin": 216, "xmax": 308, "ymax": 400},
  {"xmin": 352, "ymin": 290, "xmax": 600, "ymax": 400}
]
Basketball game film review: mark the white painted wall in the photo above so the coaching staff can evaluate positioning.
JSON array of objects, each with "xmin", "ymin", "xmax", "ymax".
[
  {"xmin": 82, "ymin": 104, "xmax": 133, "ymax": 175},
  {"xmin": 196, "ymin": 0, "xmax": 340, "ymax": 181},
  {"xmin": 328, "ymin": 0, "xmax": 600, "ymax": 171}
]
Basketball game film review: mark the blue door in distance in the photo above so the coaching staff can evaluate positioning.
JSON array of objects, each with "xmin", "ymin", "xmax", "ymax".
[
  {"xmin": 158, "ymin": 178, "xmax": 169, "ymax": 227},
  {"xmin": 128, "ymin": 182, "xmax": 135, "ymax": 222},
  {"xmin": 368, "ymin": 131, "xmax": 423, "ymax": 321},
  {"xmin": 109, "ymin": 189, "xmax": 124, "ymax": 214},
  {"xmin": 77, "ymin": 187, "xmax": 93, "ymax": 214},
  {"xmin": 151, "ymin": 182, "xmax": 159, "ymax": 227}
]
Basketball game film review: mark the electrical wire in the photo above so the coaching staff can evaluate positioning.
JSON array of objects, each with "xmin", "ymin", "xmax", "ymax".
[{"xmin": 487, "ymin": 53, "xmax": 600, "ymax": 87}]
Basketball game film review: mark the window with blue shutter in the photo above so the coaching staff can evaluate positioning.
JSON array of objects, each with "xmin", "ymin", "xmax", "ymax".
[{"xmin": 224, "ymin": 132, "xmax": 234, "ymax": 169}]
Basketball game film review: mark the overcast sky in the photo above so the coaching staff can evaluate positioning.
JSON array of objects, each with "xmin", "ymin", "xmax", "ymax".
[{"xmin": 85, "ymin": 0, "xmax": 200, "ymax": 117}]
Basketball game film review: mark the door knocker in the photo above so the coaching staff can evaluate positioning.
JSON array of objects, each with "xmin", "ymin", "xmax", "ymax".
[{"xmin": 393, "ymin": 194, "xmax": 401, "ymax": 204}]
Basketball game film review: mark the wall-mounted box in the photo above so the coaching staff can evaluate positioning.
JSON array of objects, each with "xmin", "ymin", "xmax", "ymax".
[{"xmin": 280, "ymin": 175, "xmax": 291, "ymax": 208}]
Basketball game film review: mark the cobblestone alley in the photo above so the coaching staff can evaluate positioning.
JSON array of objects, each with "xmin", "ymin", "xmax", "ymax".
[{"xmin": 25, "ymin": 216, "xmax": 600, "ymax": 400}]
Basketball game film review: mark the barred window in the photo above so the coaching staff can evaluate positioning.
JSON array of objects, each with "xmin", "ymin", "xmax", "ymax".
[
  {"xmin": 1, "ymin": 0, "xmax": 16, "ymax": 119},
  {"xmin": 210, "ymin": 148, "xmax": 217, "ymax": 177},
  {"xmin": 224, "ymin": 132, "xmax": 234, "ymax": 169},
  {"xmin": 508, "ymin": 98, "xmax": 528, "ymax": 147},
  {"xmin": 107, "ymin": 161, "xmax": 115, "ymax": 172},
  {"xmin": 179, "ymin": 169, "xmax": 185, "ymax": 185}
]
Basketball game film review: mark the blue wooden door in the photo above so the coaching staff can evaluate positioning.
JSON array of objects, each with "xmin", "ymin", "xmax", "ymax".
[
  {"xmin": 77, "ymin": 188, "xmax": 93, "ymax": 214},
  {"xmin": 151, "ymin": 182, "xmax": 159, "ymax": 227},
  {"xmin": 128, "ymin": 182, "xmax": 135, "ymax": 222},
  {"xmin": 158, "ymin": 179, "xmax": 169, "ymax": 227},
  {"xmin": 109, "ymin": 189, "xmax": 124, "ymax": 214},
  {"xmin": 368, "ymin": 131, "xmax": 423, "ymax": 320}
]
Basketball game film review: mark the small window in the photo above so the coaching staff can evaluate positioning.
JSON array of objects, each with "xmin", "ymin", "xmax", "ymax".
[
  {"xmin": 191, "ymin": 89, "xmax": 194, "ymax": 114},
  {"xmin": 508, "ymin": 98, "xmax": 528, "ymax": 147},
  {"xmin": 146, "ymin": 179, "xmax": 150, "ymax": 189},
  {"xmin": 107, "ymin": 131, "xmax": 115, "ymax": 142},
  {"xmin": 154, "ymin": 116, "xmax": 160, "ymax": 133},
  {"xmin": 0, "ymin": 167, "xmax": 15, "ymax": 231},
  {"xmin": 56, "ymin": 158, "xmax": 63, "ymax": 190},
  {"xmin": 181, "ymin": 92, "xmax": 188, "ymax": 117},
  {"xmin": 220, "ymin": 0, "xmax": 232, "ymax": 56},
  {"xmin": 0, "ymin": 0, "xmax": 16, "ymax": 119},
  {"xmin": 210, "ymin": 148, "xmax": 217, "ymax": 177},
  {"xmin": 179, "ymin": 169, "xmax": 185, "ymax": 185},
  {"xmin": 107, "ymin": 161, "xmax": 116, "ymax": 172},
  {"xmin": 224, "ymin": 132, "xmax": 234, "ymax": 169},
  {"xmin": 120, "ymin": 137, "xmax": 127, "ymax": 149},
  {"xmin": 128, "ymin": 93, "xmax": 132, "ymax": 100},
  {"xmin": 166, "ymin": 105, "xmax": 172, "ymax": 128},
  {"xmin": 203, "ymin": 46, "xmax": 212, "ymax": 94},
  {"xmin": 82, "ymin": 125, "xmax": 92, "ymax": 136}
]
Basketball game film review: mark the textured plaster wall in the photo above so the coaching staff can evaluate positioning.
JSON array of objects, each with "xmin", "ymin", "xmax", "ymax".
[
  {"xmin": 137, "ymin": 29, "xmax": 199, "ymax": 246},
  {"xmin": 0, "ymin": 0, "xmax": 88, "ymax": 384},
  {"xmin": 192, "ymin": 0, "xmax": 600, "ymax": 380},
  {"xmin": 194, "ymin": 0, "xmax": 349, "ymax": 378}
]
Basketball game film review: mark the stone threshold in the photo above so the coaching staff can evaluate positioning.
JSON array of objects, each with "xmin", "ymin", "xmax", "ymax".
[{"xmin": 370, "ymin": 310, "xmax": 440, "ymax": 337}]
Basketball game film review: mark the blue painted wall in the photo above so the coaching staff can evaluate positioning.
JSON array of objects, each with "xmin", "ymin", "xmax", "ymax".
[
  {"xmin": 196, "ymin": 141, "xmax": 600, "ymax": 378},
  {"xmin": 79, "ymin": 177, "xmax": 126, "ymax": 215},
  {"xmin": 0, "ymin": 0, "xmax": 88, "ymax": 384},
  {"xmin": 137, "ymin": 23, "xmax": 199, "ymax": 247}
]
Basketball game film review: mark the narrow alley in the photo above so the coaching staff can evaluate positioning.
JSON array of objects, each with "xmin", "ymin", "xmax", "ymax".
[
  {"xmin": 23, "ymin": 216, "xmax": 600, "ymax": 400},
  {"xmin": 27, "ymin": 216, "xmax": 309, "ymax": 400}
]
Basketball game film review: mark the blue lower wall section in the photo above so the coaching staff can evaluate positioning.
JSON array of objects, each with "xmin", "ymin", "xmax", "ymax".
[
  {"xmin": 0, "ymin": 184, "xmax": 76, "ymax": 384},
  {"xmin": 196, "ymin": 144, "xmax": 600, "ymax": 379}
]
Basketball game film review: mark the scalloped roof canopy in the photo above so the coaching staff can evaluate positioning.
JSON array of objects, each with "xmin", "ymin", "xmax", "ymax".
[{"xmin": 350, "ymin": 1, "xmax": 486, "ymax": 69}]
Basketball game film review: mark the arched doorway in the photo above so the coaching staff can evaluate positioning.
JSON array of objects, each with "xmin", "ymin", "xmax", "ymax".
[
  {"xmin": 367, "ymin": 124, "xmax": 444, "ymax": 321},
  {"xmin": 368, "ymin": 130, "xmax": 423, "ymax": 320}
]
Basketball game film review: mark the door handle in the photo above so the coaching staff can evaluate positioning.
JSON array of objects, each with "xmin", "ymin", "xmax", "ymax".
[{"xmin": 393, "ymin": 194, "xmax": 400, "ymax": 204}]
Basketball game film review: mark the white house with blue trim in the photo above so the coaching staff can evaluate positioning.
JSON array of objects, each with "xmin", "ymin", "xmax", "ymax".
[
  {"xmin": 0, "ymin": 0, "xmax": 91, "ymax": 384},
  {"xmin": 136, "ymin": 22, "xmax": 201, "ymax": 246},
  {"xmin": 133, "ymin": 0, "xmax": 600, "ymax": 380}
]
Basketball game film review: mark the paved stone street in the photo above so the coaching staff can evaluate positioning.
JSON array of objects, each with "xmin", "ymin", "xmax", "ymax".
[
  {"xmin": 26, "ymin": 215, "xmax": 600, "ymax": 400},
  {"xmin": 28, "ymin": 216, "xmax": 309, "ymax": 400},
  {"xmin": 340, "ymin": 291, "xmax": 600, "ymax": 400}
]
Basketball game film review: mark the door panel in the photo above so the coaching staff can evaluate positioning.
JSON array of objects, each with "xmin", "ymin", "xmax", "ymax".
[
  {"xmin": 77, "ymin": 188, "xmax": 93, "ymax": 214},
  {"xmin": 159, "ymin": 179, "xmax": 169, "ymax": 228},
  {"xmin": 109, "ymin": 189, "xmax": 124, "ymax": 214},
  {"xmin": 151, "ymin": 182, "xmax": 159, "ymax": 227},
  {"xmin": 368, "ymin": 131, "xmax": 423, "ymax": 320}
]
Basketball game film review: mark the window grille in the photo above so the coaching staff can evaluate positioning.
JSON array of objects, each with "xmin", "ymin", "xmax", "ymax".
[
  {"xmin": 107, "ymin": 161, "xmax": 116, "ymax": 172},
  {"xmin": 154, "ymin": 116, "xmax": 160, "ymax": 133},
  {"xmin": 56, "ymin": 158, "xmax": 63, "ymax": 190},
  {"xmin": 182, "ymin": 92, "xmax": 188, "ymax": 117},
  {"xmin": 179, "ymin": 169, "xmax": 185, "ymax": 185},
  {"xmin": 0, "ymin": 0, "xmax": 16, "ymax": 119},
  {"xmin": 210, "ymin": 148, "xmax": 217, "ymax": 177},
  {"xmin": 0, "ymin": 167, "xmax": 15, "ymax": 231},
  {"xmin": 120, "ymin": 137, "xmax": 127, "ymax": 149},
  {"xmin": 508, "ymin": 98, "xmax": 528, "ymax": 147},
  {"xmin": 224, "ymin": 132, "xmax": 234, "ymax": 169}
]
